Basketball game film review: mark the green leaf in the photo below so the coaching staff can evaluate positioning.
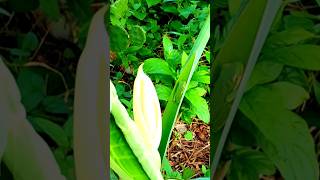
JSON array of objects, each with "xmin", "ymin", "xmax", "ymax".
[
  {"xmin": 63, "ymin": 115, "xmax": 73, "ymax": 140},
  {"xmin": 161, "ymin": 156, "xmax": 173, "ymax": 174},
  {"xmin": 178, "ymin": 5, "xmax": 196, "ymax": 19},
  {"xmin": 29, "ymin": 117, "xmax": 69, "ymax": 148},
  {"xmin": 42, "ymin": 96, "xmax": 70, "ymax": 114},
  {"xmin": 245, "ymin": 81, "xmax": 309, "ymax": 110},
  {"xmin": 283, "ymin": 15, "xmax": 314, "ymax": 30},
  {"xmin": 128, "ymin": 25, "xmax": 146, "ymax": 46},
  {"xmin": 66, "ymin": 0, "xmax": 93, "ymax": 22},
  {"xmin": 17, "ymin": 69, "xmax": 46, "ymax": 111},
  {"xmin": 111, "ymin": 0, "xmax": 128, "ymax": 20},
  {"xmin": 240, "ymin": 100, "xmax": 319, "ymax": 180},
  {"xmin": 182, "ymin": 167, "xmax": 195, "ymax": 179},
  {"xmin": 313, "ymin": 79, "xmax": 320, "ymax": 105},
  {"xmin": 110, "ymin": 169, "xmax": 119, "ymax": 180},
  {"xmin": 22, "ymin": 32, "xmax": 39, "ymax": 52},
  {"xmin": 39, "ymin": 0, "xmax": 60, "ymax": 21},
  {"xmin": 143, "ymin": 58, "xmax": 175, "ymax": 78},
  {"xmin": 185, "ymin": 92, "xmax": 209, "ymax": 124},
  {"xmin": 163, "ymin": 35, "xmax": 174, "ymax": 61},
  {"xmin": 146, "ymin": 0, "xmax": 161, "ymax": 7},
  {"xmin": 267, "ymin": 45, "xmax": 320, "ymax": 70},
  {"xmin": 159, "ymin": 13, "xmax": 210, "ymax": 159},
  {"xmin": 186, "ymin": 87, "xmax": 207, "ymax": 97},
  {"xmin": 110, "ymin": 116, "xmax": 149, "ymax": 179},
  {"xmin": 184, "ymin": 131, "xmax": 193, "ymax": 141},
  {"xmin": 265, "ymin": 28, "xmax": 315, "ymax": 48},
  {"xmin": 181, "ymin": 51, "xmax": 188, "ymax": 67},
  {"xmin": 228, "ymin": 0, "xmax": 241, "ymax": 16},
  {"xmin": 192, "ymin": 69, "xmax": 210, "ymax": 84},
  {"xmin": 109, "ymin": 25, "xmax": 129, "ymax": 52},
  {"xmin": 246, "ymin": 60, "xmax": 283, "ymax": 91},
  {"xmin": 229, "ymin": 148, "xmax": 275, "ymax": 180},
  {"xmin": 156, "ymin": 84, "xmax": 172, "ymax": 101},
  {"xmin": 278, "ymin": 67, "xmax": 309, "ymax": 90}
]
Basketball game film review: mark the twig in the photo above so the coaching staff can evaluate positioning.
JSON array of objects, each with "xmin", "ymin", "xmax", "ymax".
[{"xmin": 29, "ymin": 28, "xmax": 50, "ymax": 61}]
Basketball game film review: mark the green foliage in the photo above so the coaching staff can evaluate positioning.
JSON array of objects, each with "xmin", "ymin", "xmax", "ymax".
[
  {"xmin": 184, "ymin": 131, "xmax": 193, "ymax": 141},
  {"xmin": 214, "ymin": 0, "xmax": 320, "ymax": 179}
]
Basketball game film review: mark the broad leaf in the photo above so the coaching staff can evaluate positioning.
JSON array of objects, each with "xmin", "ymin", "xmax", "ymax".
[
  {"xmin": 143, "ymin": 58, "xmax": 175, "ymax": 78},
  {"xmin": 29, "ymin": 117, "xmax": 70, "ymax": 148},
  {"xmin": 229, "ymin": 148, "xmax": 275, "ymax": 180},
  {"xmin": 240, "ymin": 100, "xmax": 319, "ymax": 180},
  {"xmin": 244, "ymin": 81, "xmax": 309, "ymax": 110},
  {"xmin": 17, "ymin": 69, "xmax": 46, "ymax": 112},
  {"xmin": 246, "ymin": 59, "xmax": 283, "ymax": 91},
  {"xmin": 265, "ymin": 28, "xmax": 315, "ymax": 48},
  {"xmin": 146, "ymin": 0, "xmax": 161, "ymax": 7},
  {"xmin": 156, "ymin": 84, "xmax": 172, "ymax": 101},
  {"xmin": 267, "ymin": 45, "xmax": 320, "ymax": 70},
  {"xmin": 110, "ymin": 116, "xmax": 148, "ymax": 179}
]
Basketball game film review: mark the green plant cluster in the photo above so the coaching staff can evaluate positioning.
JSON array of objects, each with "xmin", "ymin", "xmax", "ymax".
[{"xmin": 109, "ymin": 0, "xmax": 210, "ymax": 126}]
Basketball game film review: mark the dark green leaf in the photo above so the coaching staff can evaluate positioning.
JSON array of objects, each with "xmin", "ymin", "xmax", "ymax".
[
  {"xmin": 22, "ymin": 32, "xmax": 39, "ymax": 52},
  {"xmin": 128, "ymin": 26, "xmax": 146, "ymax": 46},
  {"xmin": 265, "ymin": 28, "xmax": 315, "ymax": 47},
  {"xmin": 246, "ymin": 60, "xmax": 283, "ymax": 91},
  {"xmin": 39, "ymin": 0, "xmax": 60, "ymax": 21},
  {"xmin": 42, "ymin": 96, "xmax": 70, "ymax": 114},
  {"xmin": 245, "ymin": 81, "xmax": 309, "ymax": 110},
  {"xmin": 109, "ymin": 25, "xmax": 129, "ymax": 52},
  {"xmin": 240, "ymin": 99, "xmax": 319, "ymax": 180},
  {"xmin": 29, "ymin": 117, "xmax": 69, "ymax": 148},
  {"xmin": 146, "ymin": 0, "xmax": 161, "ymax": 7},
  {"xmin": 229, "ymin": 148, "xmax": 275, "ymax": 180},
  {"xmin": 313, "ymin": 79, "xmax": 320, "ymax": 105},
  {"xmin": 17, "ymin": 69, "xmax": 46, "ymax": 111},
  {"xmin": 268, "ymin": 45, "xmax": 320, "ymax": 70}
]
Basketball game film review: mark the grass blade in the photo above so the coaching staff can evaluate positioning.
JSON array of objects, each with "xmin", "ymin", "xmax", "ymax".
[{"xmin": 158, "ymin": 12, "xmax": 210, "ymax": 160}]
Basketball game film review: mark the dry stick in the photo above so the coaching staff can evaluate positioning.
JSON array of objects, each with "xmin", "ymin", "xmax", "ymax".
[
  {"xmin": 29, "ymin": 28, "xmax": 50, "ymax": 61},
  {"xmin": 4, "ymin": 12, "xmax": 15, "ymax": 30}
]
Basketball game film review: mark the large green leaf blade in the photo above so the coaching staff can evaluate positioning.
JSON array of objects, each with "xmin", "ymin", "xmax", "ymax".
[
  {"xmin": 229, "ymin": 148, "xmax": 276, "ymax": 180},
  {"xmin": 110, "ymin": 116, "xmax": 149, "ymax": 179},
  {"xmin": 158, "ymin": 12, "xmax": 210, "ymax": 160},
  {"xmin": 240, "ymin": 99, "xmax": 319, "ymax": 180}
]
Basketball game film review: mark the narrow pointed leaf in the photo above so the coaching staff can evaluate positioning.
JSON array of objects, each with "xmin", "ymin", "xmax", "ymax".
[{"xmin": 158, "ymin": 12, "xmax": 210, "ymax": 160}]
